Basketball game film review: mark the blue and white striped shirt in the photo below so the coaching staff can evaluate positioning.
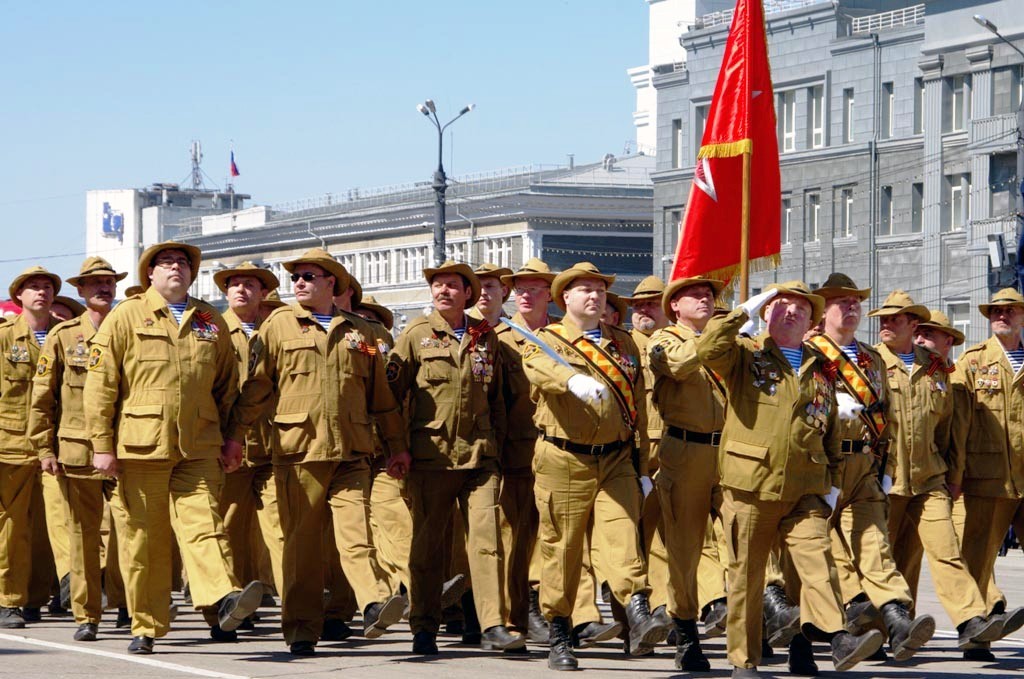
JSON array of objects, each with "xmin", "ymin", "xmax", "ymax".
[
  {"xmin": 779, "ymin": 346, "xmax": 803, "ymax": 372},
  {"xmin": 167, "ymin": 301, "xmax": 188, "ymax": 325}
]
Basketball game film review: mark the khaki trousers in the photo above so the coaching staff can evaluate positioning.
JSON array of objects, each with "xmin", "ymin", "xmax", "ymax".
[
  {"xmin": 407, "ymin": 467, "xmax": 505, "ymax": 634},
  {"xmin": 0, "ymin": 463, "xmax": 38, "ymax": 607},
  {"xmin": 698, "ymin": 515, "xmax": 728, "ymax": 609},
  {"xmin": 889, "ymin": 490, "xmax": 987, "ymax": 626},
  {"xmin": 101, "ymin": 501, "xmax": 127, "ymax": 609},
  {"xmin": 323, "ymin": 516, "xmax": 358, "ymax": 622},
  {"xmin": 657, "ymin": 436, "xmax": 722, "ymax": 620},
  {"xmin": 276, "ymin": 458, "xmax": 389, "ymax": 644},
  {"xmin": 112, "ymin": 457, "xmax": 239, "ymax": 639},
  {"xmin": 28, "ymin": 472, "xmax": 55, "ymax": 607},
  {"xmin": 961, "ymin": 495, "xmax": 1024, "ymax": 615},
  {"xmin": 219, "ymin": 462, "xmax": 284, "ymax": 596},
  {"xmin": 41, "ymin": 471, "xmax": 71, "ymax": 582},
  {"xmin": 59, "ymin": 468, "xmax": 116, "ymax": 624},
  {"xmin": 829, "ymin": 454, "xmax": 912, "ymax": 608},
  {"xmin": 370, "ymin": 464, "xmax": 411, "ymax": 596},
  {"xmin": 722, "ymin": 488, "xmax": 844, "ymax": 669},
  {"xmin": 533, "ymin": 440, "xmax": 647, "ymax": 621},
  {"xmin": 499, "ymin": 470, "xmax": 537, "ymax": 631}
]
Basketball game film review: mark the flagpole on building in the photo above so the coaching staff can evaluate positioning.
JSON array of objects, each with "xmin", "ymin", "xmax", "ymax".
[{"xmin": 740, "ymin": 150, "xmax": 751, "ymax": 300}]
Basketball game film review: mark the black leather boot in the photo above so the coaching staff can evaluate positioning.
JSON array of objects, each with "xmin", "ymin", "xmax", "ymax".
[
  {"xmin": 624, "ymin": 592, "xmax": 671, "ymax": 656},
  {"xmin": 881, "ymin": 601, "xmax": 934, "ymax": 661},
  {"xmin": 673, "ymin": 618, "xmax": 710, "ymax": 671},
  {"xmin": 844, "ymin": 593, "xmax": 879, "ymax": 635},
  {"xmin": 548, "ymin": 616, "xmax": 578, "ymax": 670},
  {"xmin": 460, "ymin": 590, "xmax": 482, "ymax": 645},
  {"xmin": 762, "ymin": 584, "xmax": 800, "ymax": 648},
  {"xmin": 831, "ymin": 629, "xmax": 884, "ymax": 671},
  {"xmin": 787, "ymin": 633, "xmax": 818, "ymax": 676},
  {"xmin": 958, "ymin": 615, "xmax": 1004, "ymax": 649},
  {"xmin": 528, "ymin": 588, "xmax": 550, "ymax": 643},
  {"xmin": 702, "ymin": 597, "xmax": 727, "ymax": 637}
]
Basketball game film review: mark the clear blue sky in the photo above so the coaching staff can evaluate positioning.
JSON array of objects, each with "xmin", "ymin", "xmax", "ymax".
[{"xmin": 0, "ymin": 0, "xmax": 647, "ymax": 291}]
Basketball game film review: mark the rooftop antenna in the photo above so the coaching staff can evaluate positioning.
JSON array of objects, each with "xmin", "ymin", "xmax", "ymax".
[{"xmin": 189, "ymin": 140, "xmax": 204, "ymax": 190}]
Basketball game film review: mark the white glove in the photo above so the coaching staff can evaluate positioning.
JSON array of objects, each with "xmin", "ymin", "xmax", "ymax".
[
  {"xmin": 836, "ymin": 392, "xmax": 865, "ymax": 421},
  {"xmin": 739, "ymin": 288, "xmax": 779, "ymax": 318},
  {"xmin": 881, "ymin": 475, "xmax": 893, "ymax": 495},
  {"xmin": 567, "ymin": 374, "xmax": 608, "ymax": 405},
  {"xmin": 823, "ymin": 486, "xmax": 840, "ymax": 511},
  {"xmin": 640, "ymin": 476, "xmax": 654, "ymax": 498}
]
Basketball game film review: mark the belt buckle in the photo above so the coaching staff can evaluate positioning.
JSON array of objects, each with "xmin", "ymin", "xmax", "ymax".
[
  {"xmin": 711, "ymin": 432, "xmax": 721, "ymax": 446},
  {"xmin": 589, "ymin": 443, "xmax": 604, "ymax": 456}
]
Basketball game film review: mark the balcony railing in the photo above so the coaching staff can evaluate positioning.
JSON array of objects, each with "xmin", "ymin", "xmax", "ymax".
[
  {"xmin": 851, "ymin": 4, "xmax": 925, "ymax": 34},
  {"xmin": 691, "ymin": 0, "xmax": 822, "ymax": 30},
  {"xmin": 969, "ymin": 112, "xmax": 1019, "ymax": 152}
]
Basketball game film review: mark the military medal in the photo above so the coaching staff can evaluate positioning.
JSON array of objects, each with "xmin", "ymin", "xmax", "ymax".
[
  {"xmin": 191, "ymin": 309, "xmax": 220, "ymax": 342},
  {"xmin": 8, "ymin": 345, "xmax": 30, "ymax": 363}
]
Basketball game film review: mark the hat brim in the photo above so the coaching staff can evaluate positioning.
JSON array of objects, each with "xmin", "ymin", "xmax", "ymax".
[
  {"xmin": 979, "ymin": 301, "xmax": 1024, "ymax": 318},
  {"xmin": 213, "ymin": 267, "xmax": 280, "ymax": 294},
  {"xmin": 284, "ymin": 256, "xmax": 350, "ymax": 296},
  {"xmin": 66, "ymin": 270, "xmax": 128, "ymax": 287},
  {"xmin": 52, "ymin": 296, "xmax": 86, "ymax": 317},
  {"xmin": 423, "ymin": 263, "xmax": 481, "ymax": 307},
  {"xmin": 358, "ymin": 302, "xmax": 394, "ymax": 331},
  {"xmin": 138, "ymin": 242, "xmax": 202, "ymax": 291},
  {"xmin": 476, "ymin": 269, "xmax": 513, "ymax": 302},
  {"xmin": 500, "ymin": 271, "xmax": 556, "ymax": 286},
  {"xmin": 866, "ymin": 304, "xmax": 930, "ymax": 321},
  {"xmin": 661, "ymin": 277, "xmax": 725, "ymax": 319},
  {"xmin": 551, "ymin": 268, "xmax": 616, "ymax": 311},
  {"xmin": 818, "ymin": 286, "xmax": 871, "ymax": 301},
  {"xmin": 762, "ymin": 286, "xmax": 826, "ymax": 325},
  {"xmin": 607, "ymin": 294, "xmax": 628, "ymax": 325},
  {"xmin": 917, "ymin": 321, "xmax": 965, "ymax": 346},
  {"xmin": 9, "ymin": 271, "xmax": 63, "ymax": 305}
]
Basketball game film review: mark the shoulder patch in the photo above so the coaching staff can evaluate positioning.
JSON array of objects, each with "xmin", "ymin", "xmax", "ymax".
[
  {"xmin": 386, "ymin": 360, "xmax": 400, "ymax": 383},
  {"xmin": 36, "ymin": 354, "xmax": 51, "ymax": 376},
  {"xmin": 87, "ymin": 346, "xmax": 104, "ymax": 369}
]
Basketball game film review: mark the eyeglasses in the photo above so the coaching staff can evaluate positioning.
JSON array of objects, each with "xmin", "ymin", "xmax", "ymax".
[
  {"xmin": 515, "ymin": 286, "xmax": 550, "ymax": 296},
  {"xmin": 153, "ymin": 257, "xmax": 191, "ymax": 269},
  {"xmin": 291, "ymin": 272, "xmax": 328, "ymax": 283}
]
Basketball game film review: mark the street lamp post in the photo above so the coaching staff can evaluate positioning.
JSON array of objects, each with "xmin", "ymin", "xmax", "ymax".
[
  {"xmin": 416, "ymin": 100, "xmax": 476, "ymax": 266},
  {"xmin": 974, "ymin": 15, "xmax": 1024, "ymax": 290}
]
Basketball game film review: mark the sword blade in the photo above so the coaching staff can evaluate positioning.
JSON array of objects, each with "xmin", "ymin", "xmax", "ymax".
[{"xmin": 504, "ymin": 319, "xmax": 573, "ymax": 369}]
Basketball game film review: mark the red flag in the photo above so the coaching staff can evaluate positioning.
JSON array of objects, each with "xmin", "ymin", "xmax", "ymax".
[
  {"xmin": 670, "ymin": 0, "xmax": 780, "ymax": 288},
  {"xmin": 230, "ymin": 150, "xmax": 240, "ymax": 177}
]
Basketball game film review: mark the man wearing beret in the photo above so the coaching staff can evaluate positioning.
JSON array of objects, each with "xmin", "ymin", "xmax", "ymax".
[
  {"xmin": 697, "ymin": 281, "xmax": 883, "ymax": 677},
  {"xmin": 85, "ymin": 242, "xmax": 261, "ymax": 654}
]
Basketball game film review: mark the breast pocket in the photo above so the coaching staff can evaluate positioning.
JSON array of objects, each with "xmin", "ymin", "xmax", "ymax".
[
  {"xmin": 420, "ymin": 349, "xmax": 454, "ymax": 384},
  {"xmin": 281, "ymin": 337, "xmax": 318, "ymax": 376},
  {"xmin": 721, "ymin": 440, "xmax": 770, "ymax": 492},
  {"xmin": 134, "ymin": 328, "xmax": 171, "ymax": 361}
]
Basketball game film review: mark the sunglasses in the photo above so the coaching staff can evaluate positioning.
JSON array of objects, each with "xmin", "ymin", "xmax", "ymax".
[{"xmin": 290, "ymin": 272, "xmax": 329, "ymax": 283}]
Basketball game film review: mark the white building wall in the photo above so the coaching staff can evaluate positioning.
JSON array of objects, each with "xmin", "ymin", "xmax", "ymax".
[{"xmin": 85, "ymin": 190, "xmax": 145, "ymax": 289}]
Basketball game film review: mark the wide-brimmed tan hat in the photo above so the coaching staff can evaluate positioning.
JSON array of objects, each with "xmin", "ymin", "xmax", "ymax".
[
  {"xmin": 474, "ymin": 263, "xmax": 514, "ymax": 302},
  {"xmin": 345, "ymin": 276, "xmax": 363, "ymax": 308},
  {"xmin": 284, "ymin": 248, "xmax": 350, "ymax": 296},
  {"xmin": 423, "ymin": 260, "xmax": 481, "ymax": 306},
  {"xmin": 124, "ymin": 285, "xmax": 144, "ymax": 298},
  {"xmin": 551, "ymin": 262, "xmax": 615, "ymax": 311},
  {"xmin": 9, "ymin": 265, "xmax": 62, "ymax": 304},
  {"xmin": 867, "ymin": 290, "xmax": 930, "ymax": 322},
  {"xmin": 66, "ymin": 256, "xmax": 128, "ymax": 287},
  {"xmin": 214, "ymin": 261, "xmax": 279, "ymax": 294},
  {"xmin": 357, "ymin": 295, "xmax": 394, "ymax": 330},
  {"xmin": 763, "ymin": 280, "xmax": 826, "ymax": 325},
  {"xmin": 52, "ymin": 295, "xmax": 86, "ymax": 318},
  {"xmin": 500, "ymin": 257, "xmax": 557, "ymax": 286},
  {"xmin": 605, "ymin": 292, "xmax": 628, "ymax": 324},
  {"xmin": 661, "ymin": 275, "xmax": 726, "ymax": 318},
  {"xmin": 260, "ymin": 289, "xmax": 286, "ymax": 310},
  {"xmin": 917, "ymin": 309, "xmax": 964, "ymax": 346},
  {"xmin": 623, "ymin": 275, "xmax": 666, "ymax": 304},
  {"xmin": 979, "ymin": 287, "xmax": 1024, "ymax": 318},
  {"xmin": 817, "ymin": 272, "xmax": 870, "ymax": 301},
  {"xmin": 138, "ymin": 241, "xmax": 202, "ymax": 291}
]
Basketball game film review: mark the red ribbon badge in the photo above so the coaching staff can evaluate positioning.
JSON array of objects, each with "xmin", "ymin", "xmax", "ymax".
[
  {"xmin": 821, "ymin": 360, "xmax": 840, "ymax": 383},
  {"xmin": 926, "ymin": 352, "xmax": 955, "ymax": 376},
  {"xmin": 466, "ymin": 320, "xmax": 491, "ymax": 351}
]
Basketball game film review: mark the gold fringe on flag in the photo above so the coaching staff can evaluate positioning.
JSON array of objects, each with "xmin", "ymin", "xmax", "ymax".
[
  {"xmin": 696, "ymin": 139, "xmax": 753, "ymax": 159},
  {"xmin": 700, "ymin": 252, "xmax": 782, "ymax": 300}
]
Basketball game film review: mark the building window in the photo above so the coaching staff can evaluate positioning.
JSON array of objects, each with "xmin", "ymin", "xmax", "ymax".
[
  {"xmin": 881, "ymin": 82, "xmax": 894, "ymax": 139},
  {"xmin": 911, "ymin": 182, "xmax": 924, "ymax": 233},
  {"xmin": 694, "ymin": 106, "xmax": 708, "ymax": 156},
  {"xmin": 445, "ymin": 241, "xmax": 466, "ymax": 263},
  {"xmin": 843, "ymin": 88, "xmax": 855, "ymax": 143},
  {"xmin": 672, "ymin": 118, "xmax": 684, "ymax": 168},
  {"xmin": 808, "ymin": 85, "xmax": 824, "ymax": 149},
  {"xmin": 994, "ymin": 66, "xmax": 1023, "ymax": 115},
  {"xmin": 879, "ymin": 185, "xmax": 893, "ymax": 235},
  {"xmin": 806, "ymin": 192, "xmax": 820, "ymax": 242},
  {"xmin": 944, "ymin": 173, "xmax": 971, "ymax": 232},
  {"xmin": 991, "ymin": 153, "xmax": 1016, "ymax": 216},
  {"xmin": 839, "ymin": 187, "xmax": 854, "ymax": 238},
  {"xmin": 947, "ymin": 301, "xmax": 970, "ymax": 351},
  {"xmin": 400, "ymin": 247, "xmax": 426, "ymax": 282},
  {"xmin": 777, "ymin": 90, "xmax": 796, "ymax": 152},
  {"xmin": 943, "ymin": 74, "xmax": 971, "ymax": 132},
  {"xmin": 781, "ymin": 198, "xmax": 792, "ymax": 244},
  {"xmin": 483, "ymin": 237, "xmax": 513, "ymax": 267},
  {"xmin": 913, "ymin": 78, "xmax": 925, "ymax": 134},
  {"xmin": 364, "ymin": 251, "xmax": 390, "ymax": 285}
]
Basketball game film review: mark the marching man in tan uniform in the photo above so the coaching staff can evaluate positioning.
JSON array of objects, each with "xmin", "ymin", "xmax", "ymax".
[
  {"xmin": 213, "ymin": 263, "xmax": 285, "ymax": 621},
  {"xmin": 224, "ymin": 249, "xmax": 406, "ymax": 655},
  {"xmin": 697, "ymin": 281, "xmax": 883, "ymax": 678},
  {"xmin": 648, "ymin": 275, "xmax": 726, "ymax": 671},
  {"xmin": 0, "ymin": 266, "xmax": 62, "ymax": 629},
  {"xmin": 807, "ymin": 276, "xmax": 933, "ymax": 668},
  {"xmin": 386, "ymin": 261, "xmax": 523, "ymax": 656},
  {"xmin": 521, "ymin": 261, "xmax": 668, "ymax": 670},
  {"xmin": 85, "ymin": 242, "xmax": 262, "ymax": 654},
  {"xmin": 954, "ymin": 288, "xmax": 1024, "ymax": 659},
  {"xmin": 28, "ymin": 257, "xmax": 126, "ymax": 641}
]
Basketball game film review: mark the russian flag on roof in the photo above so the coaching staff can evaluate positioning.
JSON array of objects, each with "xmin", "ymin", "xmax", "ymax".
[{"xmin": 230, "ymin": 151, "xmax": 240, "ymax": 177}]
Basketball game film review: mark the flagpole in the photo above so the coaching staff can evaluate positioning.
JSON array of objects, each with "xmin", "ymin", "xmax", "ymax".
[{"xmin": 740, "ymin": 149, "xmax": 751, "ymax": 300}]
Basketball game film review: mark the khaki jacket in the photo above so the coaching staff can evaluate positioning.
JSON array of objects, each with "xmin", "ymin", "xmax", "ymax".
[
  {"xmin": 697, "ymin": 309, "xmax": 840, "ymax": 501},
  {"xmin": 363, "ymin": 317, "xmax": 394, "ymax": 460},
  {"xmin": 222, "ymin": 309, "xmax": 274, "ymax": 465},
  {"xmin": 29, "ymin": 314, "xmax": 103, "ymax": 466},
  {"xmin": 649, "ymin": 322, "xmax": 725, "ymax": 435},
  {"xmin": 228, "ymin": 304, "xmax": 404, "ymax": 465},
  {"xmin": 522, "ymin": 318, "xmax": 650, "ymax": 475},
  {"xmin": 0, "ymin": 315, "xmax": 58, "ymax": 465},
  {"xmin": 387, "ymin": 311, "xmax": 504, "ymax": 471},
  {"xmin": 827, "ymin": 341, "xmax": 894, "ymax": 481},
  {"xmin": 954, "ymin": 336, "xmax": 1024, "ymax": 498},
  {"xmin": 496, "ymin": 311, "xmax": 559, "ymax": 473},
  {"xmin": 877, "ymin": 343, "xmax": 952, "ymax": 496},
  {"xmin": 84, "ymin": 287, "xmax": 239, "ymax": 460}
]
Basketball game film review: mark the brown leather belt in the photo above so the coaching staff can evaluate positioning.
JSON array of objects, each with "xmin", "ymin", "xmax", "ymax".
[
  {"xmin": 665, "ymin": 425, "xmax": 721, "ymax": 447},
  {"xmin": 542, "ymin": 434, "xmax": 628, "ymax": 456}
]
